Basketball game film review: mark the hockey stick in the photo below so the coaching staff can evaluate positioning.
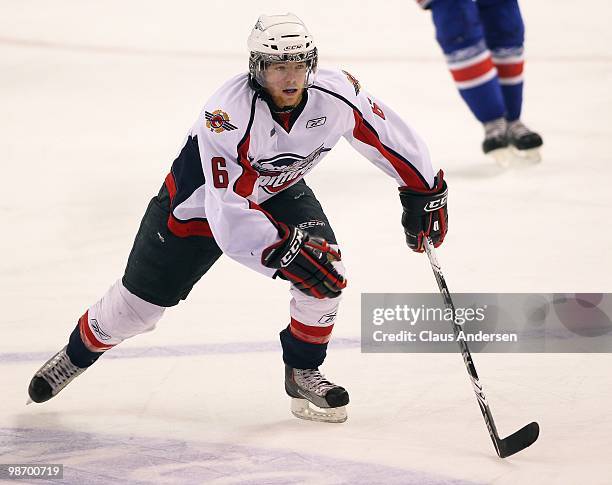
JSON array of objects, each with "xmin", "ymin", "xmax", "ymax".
[{"xmin": 423, "ymin": 237, "xmax": 539, "ymax": 458}]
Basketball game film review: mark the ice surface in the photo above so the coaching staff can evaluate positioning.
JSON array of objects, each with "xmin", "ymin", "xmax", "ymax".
[{"xmin": 1, "ymin": 1, "xmax": 611, "ymax": 483}]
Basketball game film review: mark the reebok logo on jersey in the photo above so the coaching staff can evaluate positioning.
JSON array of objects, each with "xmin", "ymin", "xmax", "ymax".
[
  {"xmin": 306, "ymin": 117, "xmax": 326, "ymax": 129},
  {"xmin": 205, "ymin": 109, "xmax": 237, "ymax": 134}
]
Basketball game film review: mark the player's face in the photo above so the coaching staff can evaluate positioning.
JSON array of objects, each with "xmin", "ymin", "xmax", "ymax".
[{"xmin": 263, "ymin": 61, "xmax": 308, "ymax": 108}]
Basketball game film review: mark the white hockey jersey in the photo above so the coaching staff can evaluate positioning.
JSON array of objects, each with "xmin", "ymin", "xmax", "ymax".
[{"xmin": 164, "ymin": 68, "xmax": 435, "ymax": 277}]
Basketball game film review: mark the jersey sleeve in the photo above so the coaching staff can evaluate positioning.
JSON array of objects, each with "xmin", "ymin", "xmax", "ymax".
[
  {"xmin": 193, "ymin": 83, "xmax": 281, "ymax": 278},
  {"xmin": 321, "ymin": 70, "xmax": 436, "ymax": 190}
]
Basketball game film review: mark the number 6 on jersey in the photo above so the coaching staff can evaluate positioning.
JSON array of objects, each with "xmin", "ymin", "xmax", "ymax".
[{"xmin": 211, "ymin": 157, "xmax": 229, "ymax": 188}]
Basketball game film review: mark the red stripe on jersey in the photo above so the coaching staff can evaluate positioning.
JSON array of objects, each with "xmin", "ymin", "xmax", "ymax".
[
  {"xmin": 163, "ymin": 171, "xmax": 214, "ymax": 238},
  {"xmin": 352, "ymin": 110, "xmax": 428, "ymax": 189},
  {"xmin": 235, "ymin": 135, "xmax": 258, "ymax": 197},
  {"xmin": 79, "ymin": 311, "xmax": 114, "ymax": 351},
  {"xmin": 494, "ymin": 61, "xmax": 524, "ymax": 79},
  {"xmin": 167, "ymin": 215, "xmax": 214, "ymax": 238},
  {"xmin": 164, "ymin": 172, "xmax": 177, "ymax": 200},
  {"xmin": 450, "ymin": 56, "xmax": 495, "ymax": 82},
  {"xmin": 400, "ymin": 169, "xmax": 444, "ymax": 194},
  {"xmin": 233, "ymin": 135, "xmax": 283, "ymax": 233},
  {"xmin": 290, "ymin": 317, "xmax": 334, "ymax": 344},
  {"xmin": 248, "ymin": 200, "xmax": 280, "ymax": 232}
]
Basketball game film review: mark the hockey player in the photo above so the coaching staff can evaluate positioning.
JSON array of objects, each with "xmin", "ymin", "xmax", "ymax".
[
  {"xmin": 416, "ymin": 0, "xmax": 543, "ymax": 164},
  {"xmin": 27, "ymin": 13, "xmax": 448, "ymax": 423}
]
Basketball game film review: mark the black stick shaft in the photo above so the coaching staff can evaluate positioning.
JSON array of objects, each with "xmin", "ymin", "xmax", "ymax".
[{"xmin": 423, "ymin": 237, "xmax": 503, "ymax": 456}]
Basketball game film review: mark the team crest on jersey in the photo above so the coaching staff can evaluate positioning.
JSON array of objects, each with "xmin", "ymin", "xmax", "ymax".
[
  {"xmin": 342, "ymin": 70, "xmax": 361, "ymax": 95},
  {"xmin": 205, "ymin": 109, "xmax": 238, "ymax": 134},
  {"xmin": 253, "ymin": 144, "xmax": 331, "ymax": 194}
]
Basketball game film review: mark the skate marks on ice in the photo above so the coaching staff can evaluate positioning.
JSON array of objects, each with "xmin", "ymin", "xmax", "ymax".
[
  {"xmin": 0, "ymin": 428, "xmax": 480, "ymax": 485},
  {"xmin": 0, "ymin": 338, "xmax": 361, "ymax": 365}
]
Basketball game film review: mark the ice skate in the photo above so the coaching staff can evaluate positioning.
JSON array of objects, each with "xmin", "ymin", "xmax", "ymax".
[
  {"xmin": 285, "ymin": 365, "xmax": 349, "ymax": 423},
  {"xmin": 482, "ymin": 118, "xmax": 511, "ymax": 166},
  {"xmin": 507, "ymin": 120, "xmax": 543, "ymax": 163},
  {"xmin": 28, "ymin": 346, "xmax": 87, "ymax": 403}
]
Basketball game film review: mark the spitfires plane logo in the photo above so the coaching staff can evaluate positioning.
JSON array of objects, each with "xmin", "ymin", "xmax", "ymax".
[
  {"xmin": 253, "ymin": 144, "xmax": 327, "ymax": 176},
  {"xmin": 253, "ymin": 144, "xmax": 330, "ymax": 194},
  {"xmin": 205, "ymin": 109, "xmax": 238, "ymax": 134},
  {"xmin": 342, "ymin": 70, "xmax": 361, "ymax": 95}
]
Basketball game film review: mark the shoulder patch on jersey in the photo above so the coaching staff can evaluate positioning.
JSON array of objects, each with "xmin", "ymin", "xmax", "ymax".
[
  {"xmin": 342, "ymin": 70, "xmax": 361, "ymax": 95},
  {"xmin": 205, "ymin": 109, "xmax": 238, "ymax": 134}
]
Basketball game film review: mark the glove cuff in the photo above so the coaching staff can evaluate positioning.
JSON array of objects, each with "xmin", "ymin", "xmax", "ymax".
[
  {"xmin": 262, "ymin": 224, "xmax": 307, "ymax": 269},
  {"xmin": 399, "ymin": 170, "xmax": 447, "ymax": 215}
]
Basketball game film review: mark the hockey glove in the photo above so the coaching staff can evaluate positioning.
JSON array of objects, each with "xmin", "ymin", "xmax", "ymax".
[
  {"xmin": 399, "ymin": 170, "xmax": 448, "ymax": 252},
  {"xmin": 262, "ymin": 224, "xmax": 346, "ymax": 299}
]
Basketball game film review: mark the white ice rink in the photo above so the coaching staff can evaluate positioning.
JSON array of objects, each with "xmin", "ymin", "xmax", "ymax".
[{"xmin": 2, "ymin": 1, "xmax": 612, "ymax": 483}]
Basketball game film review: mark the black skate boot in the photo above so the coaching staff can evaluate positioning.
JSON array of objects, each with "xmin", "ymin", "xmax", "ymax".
[
  {"xmin": 28, "ymin": 346, "xmax": 88, "ymax": 403},
  {"xmin": 285, "ymin": 365, "xmax": 349, "ymax": 423},
  {"xmin": 482, "ymin": 117, "xmax": 509, "ymax": 155},
  {"xmin": 507, "ymin": 120, "xmax": 543, "ymax": 162}
]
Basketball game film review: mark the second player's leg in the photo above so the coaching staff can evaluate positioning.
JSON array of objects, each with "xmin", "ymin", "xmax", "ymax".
[
  {"xmin": 478, "ymin": 0, "xmax": 543, "ymax": 155},
  {"xmin": 429, "ymin": 0, "xmax": 509, "ymax": 157},
  {"xmin": 430, "ymin": 0, "xmax": 506, "ymax": 123},
  {"xmin": 477, "ymin": 0, "xmax": 525, "ymax": 121}
]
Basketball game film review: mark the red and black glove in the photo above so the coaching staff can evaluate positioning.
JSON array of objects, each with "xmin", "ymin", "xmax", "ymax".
[
  {"xmin": 262, "ymin": 224, "xmax": 346, "ymax": 299},
  {"xmin": 399, "ymin": 170, "xmax": 448, "ymax": 252}
]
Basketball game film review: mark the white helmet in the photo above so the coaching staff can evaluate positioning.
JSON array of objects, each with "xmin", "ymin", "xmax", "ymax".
[{"xmin": 248, "ymin": 13, "xmax": 318, "ymax": 90}]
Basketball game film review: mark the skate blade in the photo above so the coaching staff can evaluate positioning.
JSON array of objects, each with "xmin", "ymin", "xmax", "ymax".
[
  {"xmin": 290, "ymin": 398, "xmax": 347, "ymax": 423},
  {"xmin": 487, "ymin": 147, "xmax": 513, "ymax": 168},
  {"xmin": 510, "ymin": 146, "xmax": 542, "ymax": 164}
]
